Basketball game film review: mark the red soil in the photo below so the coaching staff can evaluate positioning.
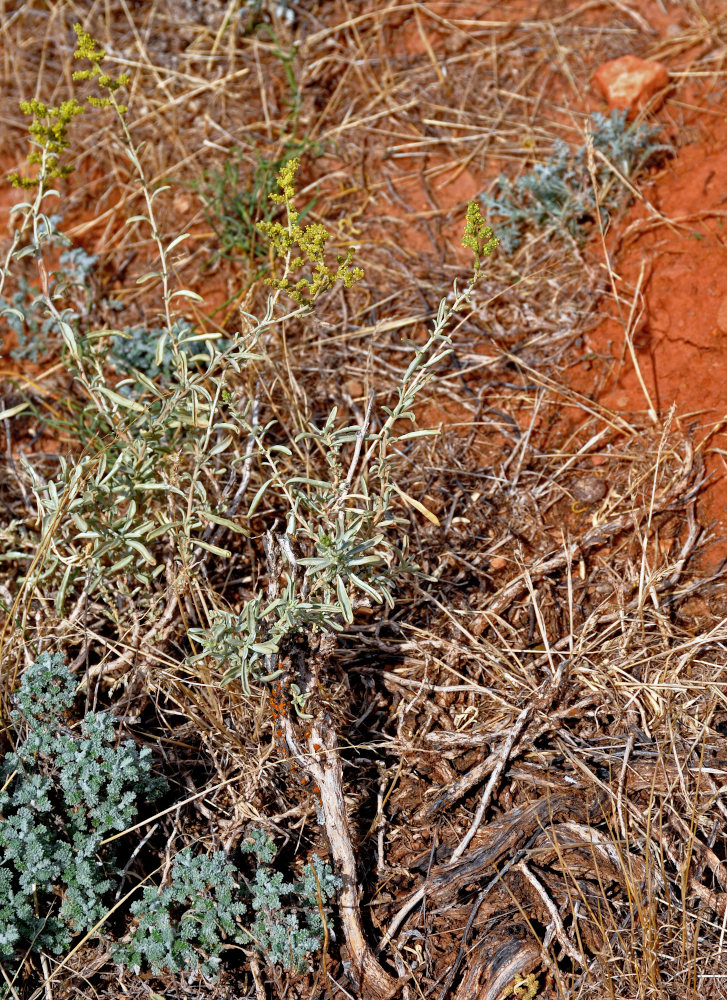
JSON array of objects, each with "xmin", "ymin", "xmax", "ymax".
[
  {"xmin": 373, "ymin": 3, "xmax": 727, "ymax": 571},
  {"xmin": 570, "ymin": 90, "xmax": 727, "ymax": 569}
]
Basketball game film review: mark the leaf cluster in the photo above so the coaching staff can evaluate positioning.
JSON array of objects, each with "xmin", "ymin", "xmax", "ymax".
[
  {"xmin": 0, "ymin": 654, "xmax": 338, "ymax": 982},
  {"xmin": 240, "ymin": 830, "xmax": 340, "ymax": 972},
  {"xmin": 480, "ymin": 110, "xmax": 667, "ymax": 251},
  {"xmin": 114, "ymin": 828, "xmax": 339, "ymax": 979},
  {"xmin": 0, "ymin": 652, "xmax": 165, "ymax": 961},
  {"xmin": 113, "ymin": 848, "xmax": 248, "ymax": 980}
]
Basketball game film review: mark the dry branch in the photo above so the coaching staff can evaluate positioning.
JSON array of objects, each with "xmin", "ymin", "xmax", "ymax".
[{"xmin": 282, "ymin": 715, "xmax": 400, "ymax": 1000}]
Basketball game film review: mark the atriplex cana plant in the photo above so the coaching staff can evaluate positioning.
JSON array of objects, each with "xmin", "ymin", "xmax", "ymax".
[
  {"xmin": 0, "ymin": 25, "xmax": 498, "ymax": 703},
  {"xmin": 187, "ymin": 193, "xmax": 497, "ymax": 694}
]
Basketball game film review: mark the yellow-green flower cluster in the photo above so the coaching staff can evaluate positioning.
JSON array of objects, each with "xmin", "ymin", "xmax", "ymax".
[
  {"xmin": 257, "ymin": 158, "xmax": 364, "ymax": 306},
  {"xmin": 461, "ymin": 201, "xmax": 499, "ymax": 277},
  {"xmin": 9, "ymin": 98, "xmax": 85, "ymax": 188},
  {"xmin": 72, "ymin": 24, "xmax": 130, "ymax": 110},
  {"xmin": 9, "ymin": 26, "xmax": 129, "ymax": 189}
]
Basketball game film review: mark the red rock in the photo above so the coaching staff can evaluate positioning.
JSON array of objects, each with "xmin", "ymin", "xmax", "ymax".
[{"xmin": 593, "ymin": 55, "xmax": 669, "ymax": 114}]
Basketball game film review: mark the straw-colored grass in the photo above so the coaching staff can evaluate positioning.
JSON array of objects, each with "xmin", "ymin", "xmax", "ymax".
[{"xmin": 1, "ymin": 2, "xmax": 726, "ymax": 998}]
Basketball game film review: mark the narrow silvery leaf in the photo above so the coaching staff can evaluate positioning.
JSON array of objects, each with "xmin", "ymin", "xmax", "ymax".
[
  {"xmin": 149, "ymin": 184, "xmax": 171, "ymax": 203},
  {"xmin": 348, "ymin": 572, "xmax": 382, "ymax": 603},
  {"xmin": 336, "ymin": 575, "xmax": 353, "ymax": 624},
  {"xmin": 127, "ymin": 539, "xmax": 155, "ymax": 564},
  {"xmin": 248, "ymin": 478, "xmax": 274, "ymax": 517},
  {"xmin": 154, "ymin": 332, "xmax": 168, "ymax": 368},
  {"xmin": 203, "ymin": 512, "xmax": 248, "ymax": 534},
  {"xmin": 58, "ymin": 320, "xmax": 79, "ymax": 359},
  {"xmin": 166, "ymin": 232, "xmax": 190, "ymax": 254},
  {"xmin": 193, "ymin": 540, "xmax": 231, "ymax": 558},
  {"xmin": 0, "ymin": 400, "xmax": 30, "ymax": 420}
]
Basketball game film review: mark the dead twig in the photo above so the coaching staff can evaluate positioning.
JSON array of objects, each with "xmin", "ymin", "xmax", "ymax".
[{"xmin": 282, "ymin": 715, "xmax": 400, "ymax": 1000}]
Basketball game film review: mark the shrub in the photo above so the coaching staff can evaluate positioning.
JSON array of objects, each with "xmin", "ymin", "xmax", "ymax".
[
  {"xmin": 0, "ymin": 651, "xmax": 165, "ymax": 961},
  {"xmin": 2, "ymin": 21, "xmax": 496, "ymax": 692},
  {"xmin": 480, "ymin": 109, "xmax": 667, "ymax": 251}
]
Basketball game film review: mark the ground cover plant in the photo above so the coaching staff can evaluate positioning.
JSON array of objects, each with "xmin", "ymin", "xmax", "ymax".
[
  {"xmin": 479, "ymin": 110, "xmax": 668, "ymax": 251},
  {"xmin": 0, "ymin": 650, "xmax": 165, "ymax": 963},
  {"xmin": 0, "ymin": 649, "xmax": 339, "ymax": 986},
  {"xmin": 1, "ymin": 4, "xmax": 727, "ymax": 1000}
]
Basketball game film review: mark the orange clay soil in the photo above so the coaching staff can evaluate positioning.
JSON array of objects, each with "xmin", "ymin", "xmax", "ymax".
[
  {"xmin": 567, "ymin": 83, "xmax": 727, "ymax": 569},
  {"xmin": 349, "ymin": 2, "xmax": 727, "ymax": 571}
]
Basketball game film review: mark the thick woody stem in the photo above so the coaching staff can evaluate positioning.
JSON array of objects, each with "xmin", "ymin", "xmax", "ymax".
[{"xmin": 282, "ymin": 716, "xmax": 399, "ymax": 1000}]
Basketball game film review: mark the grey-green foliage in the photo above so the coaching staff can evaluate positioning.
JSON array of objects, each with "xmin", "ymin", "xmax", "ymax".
[
  {"xmin": 0, "ymin": 653, "xmax": 338, "ymax": 981},
  {"xmin": 0, "ymin": 212, "xmax": 96, "ymax": 361},
  {"xmin": 240, "ymin": 830, "xmax": 340, "ymax": 972},
  {"xmin": 0, "ymin": 651, "xmax": 165, "ymax": 960},
  {"xmin": 113, "ymin": 848, "xmax": 248, "ymax": 980},
  {"xmin": 109, "ymin": 318, "xmax": 230, "ymax": 394},
  {"xmin": 21, "ymin": 312, "xmax": 257, "ymax": 613},
  {"xmin": 114, "ymin": 829, "xmax": 339, "ymax": 979},
  {"xmin": 481, "ymin": 110, "xmax": 667, "ymax": 251},
  {"xmin": 186, "ymin": 406, "xmax": 419, "ymax": 692}
]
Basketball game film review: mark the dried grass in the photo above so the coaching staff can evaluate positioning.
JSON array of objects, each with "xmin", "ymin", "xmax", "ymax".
[{"xmin": 1, "ymin": 1, "xmax": 727, "ymax": 998}]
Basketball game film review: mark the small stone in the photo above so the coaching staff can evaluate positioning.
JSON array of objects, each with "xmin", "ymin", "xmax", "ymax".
[
  {"xmin": 344, "ymin": 379, "xmax": 364, "ymax": 399},
  {"xmin": 593, "ymin": 55, "xmax": 669, "ymax": 114},
  {"xmin": 717, "ymin": 295, "xmax": 727, "ymax": 334},
  {"xmin": 572, "ymin": 477, "xmax": 607, "ymax": 504},
  {"xmin": 490, "ymin": 555, "xmax": 507, "ymax": 571},
  {"xmin": 173, "ymin": 193, "xmax": 192, "ymax": 214}
]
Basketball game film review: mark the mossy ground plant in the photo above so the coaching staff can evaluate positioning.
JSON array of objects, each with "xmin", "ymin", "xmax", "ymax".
[
  {"xmin": 0, "ymin": 651, "xmax": 338, "ymax": 985},
  {"xmin": 0, "ymin": 651, "xmax": 165, "ymax": 969}
]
